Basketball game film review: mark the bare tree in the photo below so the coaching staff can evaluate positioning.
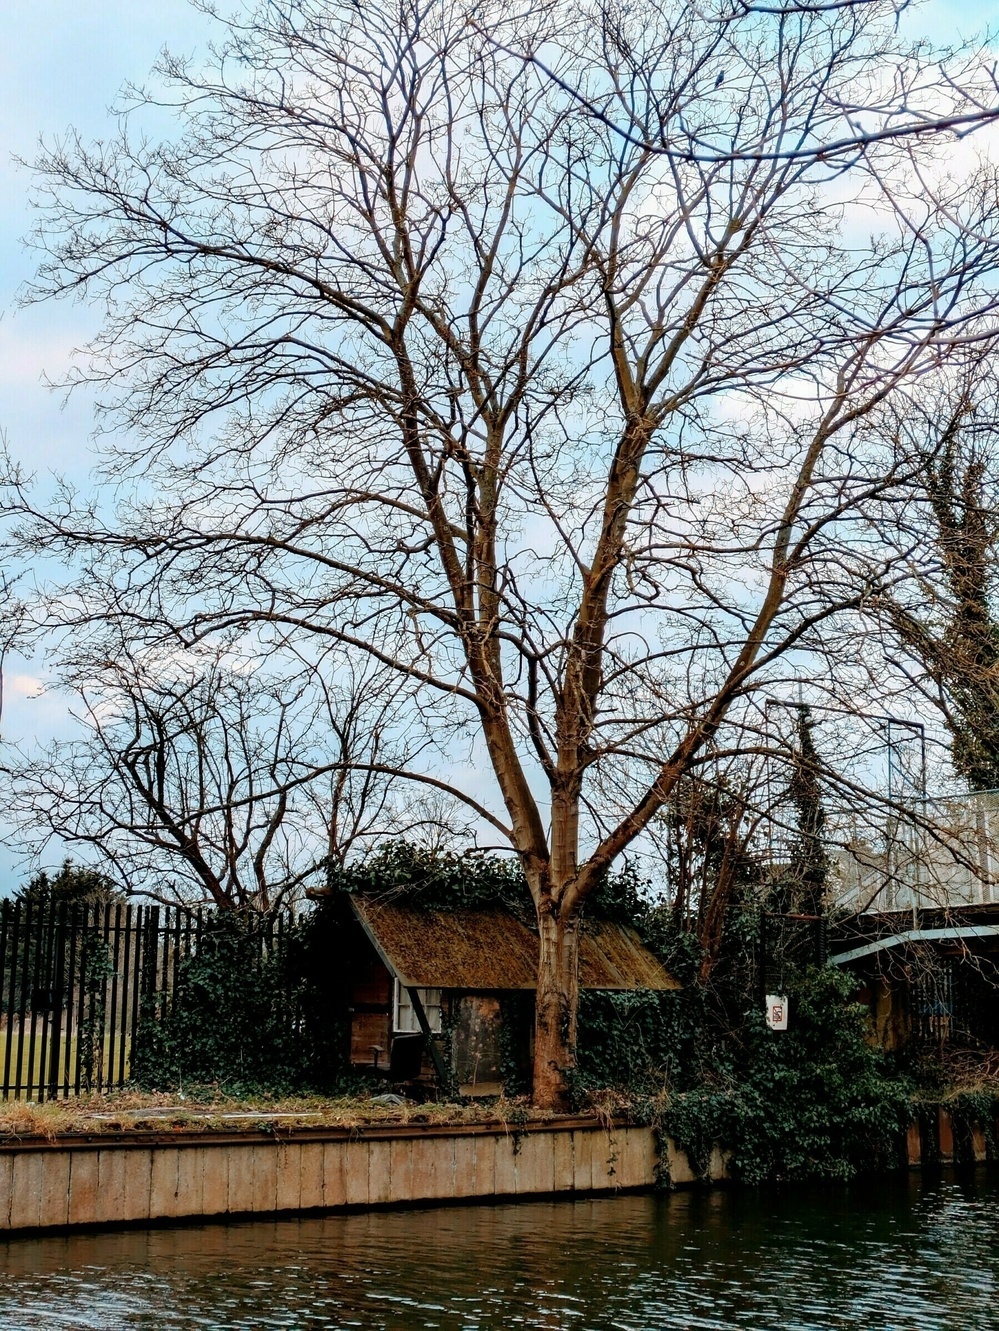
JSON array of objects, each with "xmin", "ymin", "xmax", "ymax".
[
  {"xmin": 656, "ymin": 760, "xmax": 767, "ymax": 982},
  {"xmin": 9, "ymin": 0, "xmax": 999, "ymax": 1103},
  {"xmin": 1, "ymin": 637, "xmax": 429, "ymax": 911}
]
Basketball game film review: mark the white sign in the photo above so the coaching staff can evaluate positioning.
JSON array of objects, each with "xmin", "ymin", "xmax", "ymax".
[{"xmin": 765, "ymin": 995, "xmax": 789, "ymax": 1031}]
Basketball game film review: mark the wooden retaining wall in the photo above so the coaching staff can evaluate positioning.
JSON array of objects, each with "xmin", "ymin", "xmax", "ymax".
[
  {"xmin": 0, "ymin": 1117, "xmax": 697, "ymax": 1234},
  {"xmin": 905, "ymin": 1108, "xmax": 997, "ymax": 1167}
]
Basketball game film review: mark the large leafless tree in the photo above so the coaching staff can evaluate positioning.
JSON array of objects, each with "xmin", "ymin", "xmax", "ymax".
[{"xmin": 8, "ymin": 0, "xmax": 999, "ymax": 1104}]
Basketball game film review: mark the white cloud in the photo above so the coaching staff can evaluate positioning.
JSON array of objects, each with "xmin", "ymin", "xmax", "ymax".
[{"xmin": 7, "ymin": 674, "xmax": 44, "ymax": 698}]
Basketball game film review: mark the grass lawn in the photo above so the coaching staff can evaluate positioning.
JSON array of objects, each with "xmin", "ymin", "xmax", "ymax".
[{"xmin": 0, "ymin": 1029, "xmax": 131, "ymax": 1097}]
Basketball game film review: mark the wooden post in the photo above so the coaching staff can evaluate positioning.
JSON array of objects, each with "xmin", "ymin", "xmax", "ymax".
[
  {"xmin": 406, "ymin": 987, "xmax": 453, "ymax": 1096},
  {"xmin": 970, "ymin": 1124, "xmax": 987, "ymax": 1163},
  {"xmin": 906, "ymin": 1121, "xmax": 921, "ymax": 1168},
  {"xmin": 937, "ymin": 1107, "xmax": 954, "ymax": 1163}
]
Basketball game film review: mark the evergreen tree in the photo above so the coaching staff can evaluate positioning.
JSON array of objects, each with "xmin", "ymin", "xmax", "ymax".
[
  {"xmin": 786, "ymin": 707, "xmax": 827, "ymax": 918},
  {"xmin": 14, "ymin": 859, "xmax": 120, "ymax": 908},
  {"xmin": 925, "ymin": 438, "xmax": 999, "ymax": 791}
]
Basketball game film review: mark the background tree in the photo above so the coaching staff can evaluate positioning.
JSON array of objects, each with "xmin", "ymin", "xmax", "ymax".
[
  {"xmin": 1, "ymin": 637, "xmax": 440, "ymax": 910},
  {"xmin": 13, "ymin": 859, "xmax": 119, "ymax": 908},
  {"xmin": 7, "ymin": 0, "xmax": 999, "ymax": 1104},
  {"xmin": 784, "ymin": 706, "xmax": 828, "ymax": 919},
  {"xmin": 659, "ymin": 765, "xmax": 765, "ymax": 984},
  {"xmin": 874, "ymin": 364, "xmax": 999, "ymax": 792}
]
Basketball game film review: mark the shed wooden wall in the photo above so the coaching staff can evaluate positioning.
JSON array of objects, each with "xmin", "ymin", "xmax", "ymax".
[{"xmin": 348, "ymin": 943, "xmax": 392, "ymax": 1067}]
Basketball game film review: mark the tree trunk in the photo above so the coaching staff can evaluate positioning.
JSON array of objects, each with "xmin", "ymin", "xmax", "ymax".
[
  {"xmin": 697, "ymin": 804, "xmax": 745, "ymax": 984},
  {"xmin": 532, "ymin": 906, "xmax": 580, "ymax": 1110}
]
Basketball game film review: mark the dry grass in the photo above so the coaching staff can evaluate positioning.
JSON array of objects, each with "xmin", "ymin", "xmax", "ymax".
[
  {"xmin": 937, "ymin": 1046, "xmax": 999, "ymax": 1092},
  {"xmin": 0, "ymin": 1088, "xmax": 570, "ymax": 1141}
]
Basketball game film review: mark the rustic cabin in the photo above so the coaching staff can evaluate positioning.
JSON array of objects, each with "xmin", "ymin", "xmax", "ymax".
[{"xmin": 330, "ymin": 894, "xmax": 680, "ymax": 1095}]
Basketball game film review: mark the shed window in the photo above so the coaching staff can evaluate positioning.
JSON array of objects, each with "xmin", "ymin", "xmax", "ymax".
[{"xmin": 394, "ymin": 980, "xmax": 442, "ymax": 1034}]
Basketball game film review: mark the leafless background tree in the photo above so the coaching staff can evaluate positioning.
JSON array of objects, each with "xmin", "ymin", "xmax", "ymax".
[
  {"xmin": 0, "ymin": 631, "xmax": 444, "ymax": 910},
  {"xmin": 861, "ymin": 357, "xmax": 999, "ymax": 790},
  {"xmin": 6, "ymin": 0, "xmax": 999, "ymax": 1103}
]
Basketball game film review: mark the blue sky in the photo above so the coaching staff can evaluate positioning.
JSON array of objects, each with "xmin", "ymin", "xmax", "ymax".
[
  {"xmin": 1, "ymin": 1, "xmax": 209, "ymax": 484},
  {"xmin": 1, "ymin": 0, "xmax": 991, "ymax": 477},
  {"xmin": 0, "ymin": 1, "xmax": 211, "ymax": 885},
  {"xmin": 0, "ymin": 0, "xmax": 995, "ymax": 886}
]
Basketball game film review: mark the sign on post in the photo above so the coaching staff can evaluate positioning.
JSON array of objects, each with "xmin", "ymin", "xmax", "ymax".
[{"xmin": 765, "ymin": 994, "xmax": 789, "ymax": 1030}]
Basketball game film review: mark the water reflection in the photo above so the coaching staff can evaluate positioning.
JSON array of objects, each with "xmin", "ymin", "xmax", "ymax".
[{"xmin": 1, "ymin": 1171, "xmax": 997, "ymax": 1329}]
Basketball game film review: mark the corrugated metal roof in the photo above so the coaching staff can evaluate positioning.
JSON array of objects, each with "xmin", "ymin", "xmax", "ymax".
[{"xmin": 350, "ymin": 898, "xmax": 680, "ymax": 991}]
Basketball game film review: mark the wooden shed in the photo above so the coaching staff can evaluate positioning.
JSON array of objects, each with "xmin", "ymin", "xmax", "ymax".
[{"xmin": 335, "ymin": 894, "xmax": 680, "ymax": 1095}]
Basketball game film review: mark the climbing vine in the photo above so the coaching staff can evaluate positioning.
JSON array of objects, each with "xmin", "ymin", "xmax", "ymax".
[
  {"xmin": 132, "ymin": 908, "xmax": 346, "ymax": 1094},
  {"xmin": 659, "ymin": 966, "xmax": 914, "ymax": 1183}
]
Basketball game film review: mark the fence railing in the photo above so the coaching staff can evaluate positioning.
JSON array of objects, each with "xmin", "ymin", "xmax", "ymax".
[{"xmin": 0, "ymin": 898, "xmax": 207, "ymax": 1102}]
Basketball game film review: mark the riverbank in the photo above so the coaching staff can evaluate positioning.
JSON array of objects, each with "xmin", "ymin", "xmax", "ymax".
[
  {"xmin": 0, "ymin": 1114, "xmax": 702, "ymax": 1233},
  {"xmin": 2, "ymin": 1085, "xmax": 995, "ymax": 1234},
  {"xmin": 0, "ymin": 1088, "xmax": 549, "ymax": 1141}
]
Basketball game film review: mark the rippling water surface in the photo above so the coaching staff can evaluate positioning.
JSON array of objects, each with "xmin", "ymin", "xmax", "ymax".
[{"xmin": 1, "ymin": 1171, "xmax": 997, "ymax": 1330}]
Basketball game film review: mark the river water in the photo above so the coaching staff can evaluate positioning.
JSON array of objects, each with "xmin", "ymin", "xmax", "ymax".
[{"xmin": 1, "ymin": 1171, "xmax": 997, "ymax": 1330}]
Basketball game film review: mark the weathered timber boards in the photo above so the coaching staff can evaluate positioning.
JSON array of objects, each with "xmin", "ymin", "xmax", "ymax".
[{"xmin": 0, "ymin": 1120, "xmax": 662, "ymax": 1234}]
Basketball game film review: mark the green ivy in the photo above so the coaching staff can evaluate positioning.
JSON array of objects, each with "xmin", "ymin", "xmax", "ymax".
[
  {"xmin": 574, "ymin": 988, "xmax": 689, "ymax": 1096},
  {"xmin": 661, "ymin": 967, "xmax": 914, "ymax": 1184},
  {"xmin": 326, "ymin": 841, "xmax": 650, "ymax": 931},
  {"xmin": 570, "ymin": 898, "xmax": 917, "ymax": 1186},
  {"xmin": 497, "ymin": 991, "xmax": 534, "ymax": 1097},
  {"xmin": 132, "ymin": 909, "xmax": 347, "ymax": 1094},
  {"xmin": 78, "ymin": 930, "xmax": 115, "ymax": 1092},
  {"xmin": 326, "ymin": 842, "xmax": 533, "ymax": 919}
]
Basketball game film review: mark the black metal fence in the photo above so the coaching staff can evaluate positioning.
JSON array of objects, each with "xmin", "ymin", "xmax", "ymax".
[
  {"xmin": 912, "ymin": 954, "xmax": 999, "ymax": 1050},
  {"xmin": 0, "ymin": 899, "xmax": 207, "ymax": 1101}
]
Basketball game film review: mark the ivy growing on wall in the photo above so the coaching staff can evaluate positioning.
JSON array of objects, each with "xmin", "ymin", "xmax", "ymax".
[{"xmin": 661, "ymin": 966, "xmax": 914, "ymax": 1183}]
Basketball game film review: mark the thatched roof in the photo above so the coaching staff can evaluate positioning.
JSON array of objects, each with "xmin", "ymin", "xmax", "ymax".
[{"xmin": 350, "ymin": 897, "xmax": 680, "ymax": 991}]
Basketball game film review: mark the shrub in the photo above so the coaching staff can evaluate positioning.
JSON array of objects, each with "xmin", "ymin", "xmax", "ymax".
[{"xmin": 663, "ymin": 967, "xmax": 913, "ymax": 1183}]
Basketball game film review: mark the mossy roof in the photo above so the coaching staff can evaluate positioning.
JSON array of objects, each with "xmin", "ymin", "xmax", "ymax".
[{"xmin": 350, "ymin": 897, "xmax": 680, "ymax": 992}]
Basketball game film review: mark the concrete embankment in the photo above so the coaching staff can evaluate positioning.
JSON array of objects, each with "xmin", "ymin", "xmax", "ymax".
[{"xmin": 0, "ymin": 1116, "xmax": 726, "ymax": 1234}]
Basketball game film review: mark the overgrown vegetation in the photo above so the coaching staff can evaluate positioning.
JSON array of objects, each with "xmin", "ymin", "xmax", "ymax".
[
  {"xmin": 326, "ymin": 841, "xmax": 533, "ymax": 917},
  {"xmin": 131, "ymin": 909, "xmax": 346, "ymax": 1094},
  {"xmin": 568, "ymin": 890, "xmax": 917, "ymax": 1183},
  {"xmin": 325, "ymin": 840, "xmax": 646, "ymax": 925},
  {"xmin": 891, "ymin": 380, "xmax": 999, "ymax": 792},
  {"xmin": 98, "ymin": 842, "xmax": 995, "ymax": 1181},
  {"xmin": 659, "ymin": 967, "xmax": 914, "ymax": 1184}
]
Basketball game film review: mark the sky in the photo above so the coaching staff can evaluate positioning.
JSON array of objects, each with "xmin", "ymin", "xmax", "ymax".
[
  {"xmin": 0, "ymin": 0, "xmax": 997, "ymax": 887},
  {"xmin": 2, "ymin": 0, "xmax": 996, "ymax": 481},
  {"xmin": 0, "ymin": 1, "xmax": 215, "ymax": 884}
]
